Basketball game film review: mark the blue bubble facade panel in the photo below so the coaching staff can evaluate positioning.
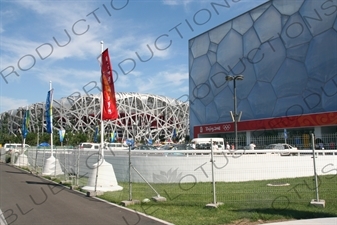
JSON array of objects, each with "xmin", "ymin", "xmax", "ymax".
[{"xmin": 189, "ymin": 0, "xmax": 337, "ymax": 138}]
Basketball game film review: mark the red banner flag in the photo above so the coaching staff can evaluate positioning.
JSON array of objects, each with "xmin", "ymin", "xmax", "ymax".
[{"xmin": 101, "ymin": 48, "xmax": 118, "ymax": 120}]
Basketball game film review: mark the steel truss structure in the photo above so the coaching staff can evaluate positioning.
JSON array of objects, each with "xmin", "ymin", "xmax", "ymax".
[{"xmin": 0, "ymin": 92, "xmax": 189, "ymax": 143}]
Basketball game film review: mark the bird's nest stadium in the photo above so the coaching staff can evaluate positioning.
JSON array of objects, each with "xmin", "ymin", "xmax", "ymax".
[{"xmin": 0, "ymin": 92, "xmax": 189, "ymax": 143}]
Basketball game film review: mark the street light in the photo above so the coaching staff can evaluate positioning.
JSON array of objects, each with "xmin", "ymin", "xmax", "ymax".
[{"xmin": 226, "ymin": 75, "xmax": 244, "ymax": 150}]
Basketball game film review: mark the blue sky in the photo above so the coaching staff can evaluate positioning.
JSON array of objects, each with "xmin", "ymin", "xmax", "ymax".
[{"xmin": 0, "ymin": 0, "xmax": 268, "ymax": 113}]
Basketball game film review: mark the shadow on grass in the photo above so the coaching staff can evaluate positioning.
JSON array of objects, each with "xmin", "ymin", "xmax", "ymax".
[{"xmin": 231, "ymin": 208, "xmax": 337, "ymax": 220}]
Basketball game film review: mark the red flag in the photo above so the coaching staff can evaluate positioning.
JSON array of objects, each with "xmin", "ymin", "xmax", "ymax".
[{"xmin": 101, "ymin": 48, "xmax": 118, "ymax": 120}]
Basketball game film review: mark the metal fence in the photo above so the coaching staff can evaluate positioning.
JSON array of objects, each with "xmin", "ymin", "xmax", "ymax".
[
  {"xmin": 1, "ymin": 138, "xmax": 337, "ymax": 211},
  {"xmin": 223, "ymin": 133, "xmax": 337, "ymax": 150}
]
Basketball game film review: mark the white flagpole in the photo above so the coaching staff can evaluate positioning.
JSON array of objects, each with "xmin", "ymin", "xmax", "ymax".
[
  {"xmin": 94, "ymin": 41, "xmax": 104, "ymax": 193},
  {"xmin": 100, "ymin": 41, "xmax": 104, "ymax": 159},
  {"xmin": 43, "ymin": 80, "xmax": 62, "ymax": 176},
  {"xmin": 50, "ymin": 81, "xmax": 54, "ymax": 157},
  {"xmin": 14, "ymin": 107, "xmax": 29, "ymax": 166},
  {"xmin": 82, "ymin": 41, "xmax": 123, "ymax": 193}
]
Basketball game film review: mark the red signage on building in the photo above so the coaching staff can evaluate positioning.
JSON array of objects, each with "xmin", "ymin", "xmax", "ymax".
[{"xmin": 194, "ymin": 112, "xmax": 337, "ymax": 137}]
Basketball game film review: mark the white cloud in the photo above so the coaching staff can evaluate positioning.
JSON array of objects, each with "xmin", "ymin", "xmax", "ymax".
[
  {"xmin": 1, "ymin": 0, "xmax": 210, "ymax": 110},
  {"xmin": 134, "ymin": 65, "xmax": 188, "ymax": 95},
  {"xmin": 162, "ymin": 0, "xmax": 194, "ymax": 6},
  {"xmin": 0, "ymin": 96, "xmax": 30, "ymax": 112},
  {"xmin": 31, "ymin": 66, "xmax": 102, "ymax": 96},
  {"xmin": 131, "ymin": 36, "xmax": 172, "ymax": 61},
  {"xmin": 15, "ymin": 1, "xmax": 91, "ymax": 22},
  {"xmin": 1, "ymin": 1, "xmax": 173, "ymax": 76}
]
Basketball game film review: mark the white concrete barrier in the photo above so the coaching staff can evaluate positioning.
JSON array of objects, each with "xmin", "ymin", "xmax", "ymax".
[{"xmin": 26, "ymin": 149, "xmax": 337, "ymax": 183}]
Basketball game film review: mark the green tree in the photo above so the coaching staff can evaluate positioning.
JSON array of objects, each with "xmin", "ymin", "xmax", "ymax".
[{"xmin": 25, "ymin": 132, "xmax": 37, "ymax": 146}]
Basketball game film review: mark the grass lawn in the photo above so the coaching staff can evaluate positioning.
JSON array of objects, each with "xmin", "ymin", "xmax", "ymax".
[{"xmin": 95, "ymin": 175, "xmax": 337, "ymax": 225}]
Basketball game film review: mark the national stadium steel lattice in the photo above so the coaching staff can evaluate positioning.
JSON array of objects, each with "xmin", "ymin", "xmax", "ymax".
[{"xmin": 0, "ymin": 92, "xmax": 189, "ymax": 143}]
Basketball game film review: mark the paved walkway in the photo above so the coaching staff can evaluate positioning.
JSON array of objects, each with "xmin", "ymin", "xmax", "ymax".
[
  {"xmin": 0, "ymin": 163, "xmax": 172, "ymax": 225},
  {"xmin": 263, "ymin": 217, "xmax": 337, "ymax": 225}
]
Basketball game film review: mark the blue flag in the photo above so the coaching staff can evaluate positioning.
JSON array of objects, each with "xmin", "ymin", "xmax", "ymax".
[
  {"xmin": 94, "ymin": 126, "xmax": 99, "ymax": 143},
  {"xmin": 45, "ymin": 89, "xmax": 53, "ymax": 133},
  {"xmin": 111, "ymin": 132, "xmax": 116, "ymax": 142},
  {"xmin": 22, "ymin": 110, "xmax": 30, "ymax": 139},
  {"xmin": 172, "ymin": 128, "xmax": 177, "ymax": 139},
  {"xmin": 59, "ymin": 129, "xmax": 65, "ymax": 143}
]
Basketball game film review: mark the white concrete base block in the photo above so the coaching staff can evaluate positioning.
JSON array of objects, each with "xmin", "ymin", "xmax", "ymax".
[
  {"xmin": 42, "ymin": 156, "xmax": 63, "ymax": 176},
  {"xmin": 82, "ymin": 159, "xmax": 123, "ymax": 192},
  {"xmin": 205, "ymin": 202, "xmax": 224, "ymax": 208},
  {"xmin": 152, "ymin": 196, "xmax": 167, "ymax": 202},
  {"xmin": 310, "ymin": 199, "xmax": 325, "ymax": 208},
  {"xmin": 14, "ymin": 154, "xmax": 30, "ymax": 167}
]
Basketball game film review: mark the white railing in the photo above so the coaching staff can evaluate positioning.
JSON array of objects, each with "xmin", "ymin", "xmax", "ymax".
[{"xmin": 3, "ymin": 148, "xmax": 332, "ymax": 184}]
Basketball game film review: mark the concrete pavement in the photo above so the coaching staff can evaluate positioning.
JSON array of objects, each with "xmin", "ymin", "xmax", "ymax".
[
  {"xmin": 0, "ymin": 163, "xmax": 173, "ymax": 225},
  {"xmin": 263, "ymin": 217, "xmax": 337, "ymax": 225}
]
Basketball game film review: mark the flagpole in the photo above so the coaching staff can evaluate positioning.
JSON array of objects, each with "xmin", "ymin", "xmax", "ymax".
[
  {"xmin": 50, "ymin": 81, "xmax": 54, "ymax": 157},
  {"xmin": 94, "ymin": 41, "xmax": 104, "ymax": 193},
  {"xmin": 42, "ymin": 81, "xmax": 62, "ymax": 176},
  {"xmin": 100, "ymin": 41, "xmax": 104, "ymax": 159},
  {"xmin": 82, "ymin": 41, "xmax": 123, "ymax": 194},
  {"xmin": 15, "ymin": 107, "xmax": 29, "ymax": 166}
]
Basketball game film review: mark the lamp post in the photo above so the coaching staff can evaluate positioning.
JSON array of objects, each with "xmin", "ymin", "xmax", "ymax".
[{"xmin": 226, "ymin": 75, "xmax": 244, "ymax": 150}]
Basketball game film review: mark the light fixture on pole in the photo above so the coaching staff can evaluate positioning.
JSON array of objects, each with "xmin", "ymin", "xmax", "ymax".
[{"xmin": 226, "ymin": 75, "xmax": 244, "ymax": 150}]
